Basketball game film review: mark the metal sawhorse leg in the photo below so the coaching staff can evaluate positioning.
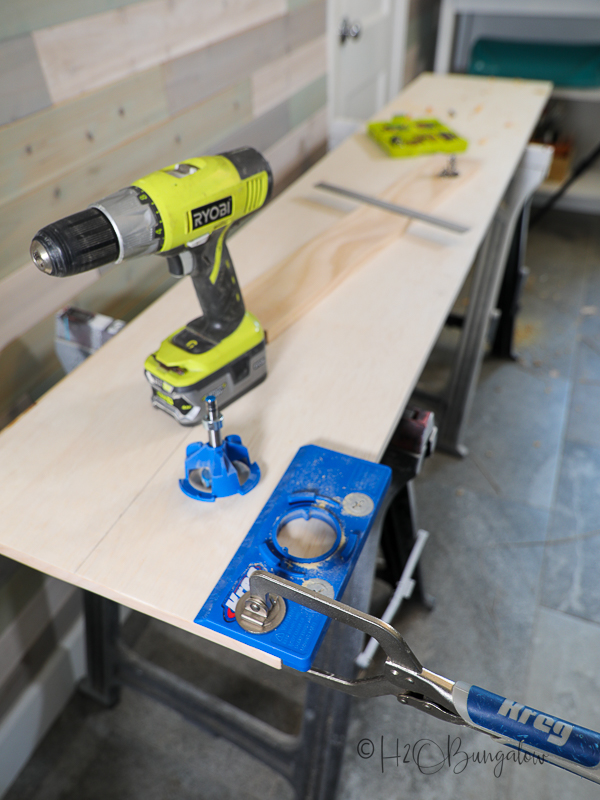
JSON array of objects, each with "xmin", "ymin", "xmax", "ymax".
[{"xmin": 432, "ymin": 144, "xmax": 552, "ymax": 456}]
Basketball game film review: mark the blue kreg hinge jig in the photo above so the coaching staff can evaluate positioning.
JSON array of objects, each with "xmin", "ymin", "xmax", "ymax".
[
  {"xmin": 195, "ymin": 444, "xmax": 392, "ymax": 670},
  {"xmin": 193, "ymin": 444, "xmax": 600, "ymax": 787}
]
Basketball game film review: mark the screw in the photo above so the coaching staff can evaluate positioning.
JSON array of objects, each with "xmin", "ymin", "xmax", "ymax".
[
  {"xmin": 250, "ymin": 602, "xmax": 261, "ymax": 613},
  {"xmin": 440, "ymin": 154, "xmax": 459, "ymax": 178}
]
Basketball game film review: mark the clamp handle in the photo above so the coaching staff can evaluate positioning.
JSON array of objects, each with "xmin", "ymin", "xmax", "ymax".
[
  {"xmin": 452, "ymin": 683, "xmax": 600, "ymax": 783},
  {"xmin": 248, "ymin": 572, "xmax": 600, "ymax": 785}
]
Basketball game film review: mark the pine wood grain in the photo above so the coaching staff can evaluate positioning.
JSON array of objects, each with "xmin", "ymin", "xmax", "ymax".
[
  {"xmin": 33, "ymin": 0, "xmax": 287, "ymax": 104},
  {"xmin": 245, "ymin": 154, "xmax": 478, "ymax": 342}
]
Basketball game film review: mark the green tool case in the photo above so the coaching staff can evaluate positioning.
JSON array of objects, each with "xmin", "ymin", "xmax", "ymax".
[{"xmin": 367, "ymin": 116, "xmax": 468, "ymax": 158}]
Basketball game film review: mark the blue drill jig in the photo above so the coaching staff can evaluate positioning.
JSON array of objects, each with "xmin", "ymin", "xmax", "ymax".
[{"xmin": 179, "ymin": 396, "xmax": 260, "ymax": 502}]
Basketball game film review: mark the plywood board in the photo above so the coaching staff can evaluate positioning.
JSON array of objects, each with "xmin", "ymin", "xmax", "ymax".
[
  {"xmin": 33, "ymin": 0, "xmax": 287, "ymax": 104},
  {"xmin": 229, "ymin": 75, "xmax": 552, "ymax": 289},
  {"xmin": 245, "ymin": 153, "xmax": 478, "ymax": 341},
  {"xmin": 0, "ymin": 75, "xmax": 553, "ymax": 666},
  {"xmin": 0, "ymin": 68, "xmax": 168, "ymax": 207}
]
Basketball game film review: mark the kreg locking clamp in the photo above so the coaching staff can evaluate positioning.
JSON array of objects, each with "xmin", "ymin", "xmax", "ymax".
[{"xmin": 246, "ymin": 571, "xmax": 600, "ymax": 786}]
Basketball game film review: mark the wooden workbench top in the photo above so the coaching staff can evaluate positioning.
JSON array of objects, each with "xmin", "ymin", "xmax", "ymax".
[{"xmin": 0, "ymin": 74, "xmax": 551, "ymax": 667}]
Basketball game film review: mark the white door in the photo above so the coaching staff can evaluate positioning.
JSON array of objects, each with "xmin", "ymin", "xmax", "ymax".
[{"xmin": 328, "ymin": 0, "xmax": 409, "ymax": 149}]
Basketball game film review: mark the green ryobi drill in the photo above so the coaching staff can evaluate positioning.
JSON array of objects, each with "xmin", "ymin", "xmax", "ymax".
[{"xmin": 30, "ymin": 147, "xmax": 272, "ymax": 426}]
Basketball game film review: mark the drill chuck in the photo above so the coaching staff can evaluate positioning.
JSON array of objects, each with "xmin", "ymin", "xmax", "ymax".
[
  {"xmin": 31, "ymin": 208, "xmax": 120, "ymax": 277},
  {"xmin": 31, "ymin": 186, "xmax": 161, "ymax": 277}
]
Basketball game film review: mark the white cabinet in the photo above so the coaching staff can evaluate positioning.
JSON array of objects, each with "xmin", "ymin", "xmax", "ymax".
[{"xmin": 434, "ymin": 0, "xmax": 600, "ymax": 213}]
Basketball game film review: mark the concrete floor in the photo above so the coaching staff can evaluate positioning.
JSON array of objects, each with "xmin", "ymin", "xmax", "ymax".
[{"xmin": 6, "ymin": 210, "xmax": 600, "ymax": 799}]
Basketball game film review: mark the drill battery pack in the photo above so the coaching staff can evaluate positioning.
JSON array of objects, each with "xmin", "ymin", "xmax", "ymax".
[{"xmin": 144, "ymin": 311, "xmax": 266, "ymax": 426}]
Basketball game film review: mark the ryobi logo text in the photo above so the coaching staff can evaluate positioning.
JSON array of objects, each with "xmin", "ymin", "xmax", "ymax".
[
  {"xmin": 191, "ymin": 196, "xmax": 232, "ymax": 230},
  {"xmin": 497, "ymin": 700, "xmax": 572, "ymax": 747}
]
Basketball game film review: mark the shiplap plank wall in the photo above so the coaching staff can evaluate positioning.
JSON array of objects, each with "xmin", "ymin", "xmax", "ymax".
[
  {"xmin": 0, "ymin": 0, "xmax": 148, "ymax": 43},
  {"xmin": 33, "ymin": 0, "xmax": 288, "ymax": 104},
  {"xmin": 0, "ymin": 69, "xmax": 169, "ymax": 204},
  {"xmin": 0, "ymin": 36, "xmax": 52, "ymax": 126},
  {"xmin": 252, "ymin": 35, "xmax": 326, "ymax": 116},
  {"xmin": 163, "ymin": 0, "xmax": 325, "ymax": 114}
]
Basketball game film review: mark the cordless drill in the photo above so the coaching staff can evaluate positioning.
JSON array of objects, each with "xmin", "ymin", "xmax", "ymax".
[{"xmin": 30, "ymin": 147, "xmax": 272, "ymax": 426}]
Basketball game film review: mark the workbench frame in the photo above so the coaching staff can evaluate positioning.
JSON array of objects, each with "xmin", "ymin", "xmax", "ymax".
[
  {"xmin": 79, "ymin": 461, "xmax": 426, "ymax": 800},
  {"xmin": 423, "ymin": 144, "xmax": 552, "ymax": 455},
  {"xmin": 0, "ymin": 74, "xmax": 553, "ymax": 796}
]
